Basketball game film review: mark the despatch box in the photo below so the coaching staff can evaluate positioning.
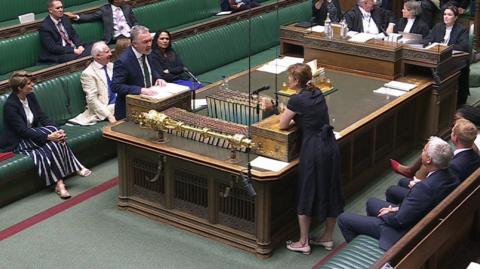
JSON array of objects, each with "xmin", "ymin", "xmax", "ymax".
[
  {"xmin": 126, "ymin": 90, "xmax": 191, "ymax": 121},
  {"xmin": 251, "ymin": 114, "xmax": 299, "ymax": 162}
]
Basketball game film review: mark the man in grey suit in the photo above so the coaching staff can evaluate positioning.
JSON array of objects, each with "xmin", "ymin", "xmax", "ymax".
[
  {"xmin": 69, "ymin": 41, "xmax": 116, "ymax": 125},
  {"xmin": 65, "ymin": 0, "xmax": 137, "ymax": 44}
]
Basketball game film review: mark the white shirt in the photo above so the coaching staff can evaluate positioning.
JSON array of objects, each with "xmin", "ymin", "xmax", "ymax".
[
  {"xmin": 443, "ymin": 26, "xmax": 453, "ymax": 44},
  {"xmin": 92, "ymin": 61, "xmax": 112, "ymax": 86},
  {"xmin": 132, "ymin": 46, "xmax": 153, "ymax": 88},
  {"xmin": 20, "ymin": 98, "xmax": 34, "ymax": 128},
  {"xmin": 359, "ymin": 7, "xmax": 379, "ymax": 34},
  {"xmin": 403, "ymin": 18, "xmax": 415, "ymax": 33},
  {"xmin": 475, "ymin": 134, "xmax": 480, "ymax": 150},
  {"xmin": 111, "ymin": 5, "xmax": 131, "ymax": 38},
  {"xmin": 50, "ymin": 15, "xmax": 70, "ymax": 47},
  {"xmin": 454, "ymin": 148, "xmax": 472, "ymax": 156}
]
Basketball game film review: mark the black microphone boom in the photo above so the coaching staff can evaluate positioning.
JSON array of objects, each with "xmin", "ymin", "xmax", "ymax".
[
  {"xmin": 251, "ymin": 85, "xmax": 270, "ymax": 95},
  {"xmin": 183, "ymin": 67, "xmax": 201, "ymax": 84}
]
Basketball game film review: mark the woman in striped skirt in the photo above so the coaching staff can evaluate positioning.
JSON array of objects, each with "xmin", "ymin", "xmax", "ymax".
[{"xmin": 0, "ymin": 71, "xmax": 91, "ymax": 199}]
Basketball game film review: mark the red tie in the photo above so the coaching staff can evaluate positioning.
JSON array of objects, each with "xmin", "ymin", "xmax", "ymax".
[{"xmin": 57, "ymin": 21, "xmax": 74, "ymax": 48}]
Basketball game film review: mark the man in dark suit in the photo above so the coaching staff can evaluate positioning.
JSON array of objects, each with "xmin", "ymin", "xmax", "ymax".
[
  {"xmin": 338, "ymin": 136, "xmax": 458, "ymax": 250},
  {"xmin": 344, "ymin": 0, "xmax": 396, "ymax": 34},
  {"xmin": 65, "ymin": 0, "xmax": 137, "ymax": 44},
  {"xmin": 111, "ymin": 25, "xmax": 166, "ymax": 120},
  {"xmin": 39, "ymin": 0, "xmax": 91, "ymax": 63},
  {"xmin": 386, "ymin": 119, "xmax": 480, "ymax": 204}
]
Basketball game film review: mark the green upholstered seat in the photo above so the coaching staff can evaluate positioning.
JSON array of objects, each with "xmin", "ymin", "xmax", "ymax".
[
  {"xmin": 0, "ymin": 0, "xmax": 105, "ymax": 29},
  {"xmin": 134, "ymin": 0, "xmax": 220, "ymax": 33},
  {"xmin": 173, "ymin": 0, "xmax": 311, "ymax": 82},
  {"xmin": 320, "ymin": 235, "xmax": 385, "ymax": 269}
]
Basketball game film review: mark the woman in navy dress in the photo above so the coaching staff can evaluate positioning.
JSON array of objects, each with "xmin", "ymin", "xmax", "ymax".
[
  {"xmin": 0, "ymin": 71, "xmax": 91, "ymax": 199},
  {"xmin": 280, "ymin": 63, "xmax": 344, "ymax": 255}
]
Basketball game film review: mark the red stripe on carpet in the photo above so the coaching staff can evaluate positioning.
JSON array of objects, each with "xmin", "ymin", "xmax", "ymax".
[
  {"xmin": 0, "ymin": 177, "xmax": 118, "ymax": 241},
  {"xmin": 311, "ymin": 242, "xmax": 348, "ymax": 269}
]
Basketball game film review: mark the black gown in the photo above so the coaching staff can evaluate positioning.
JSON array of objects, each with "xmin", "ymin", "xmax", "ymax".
[{"xmin": 287, "ymin": 88, "xmax": 344, "ymax": 220}]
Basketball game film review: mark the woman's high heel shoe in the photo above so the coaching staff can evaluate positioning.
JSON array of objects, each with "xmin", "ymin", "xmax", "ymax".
[
  {"xmin": 286, "ymin": 240, "xmax": 311, "ymax": 255},
  {"xmin": 309, "ymin": 239, "xmax": 334, "ymax": 250},
  {"xmin": 55, "ymin": 186, "xmax": 71, "ymax": 199}
]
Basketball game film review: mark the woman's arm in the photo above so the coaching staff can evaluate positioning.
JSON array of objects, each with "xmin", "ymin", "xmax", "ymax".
[{"xmin": 279, "ymin": 107, "xmax": 296, "ymax": 130}]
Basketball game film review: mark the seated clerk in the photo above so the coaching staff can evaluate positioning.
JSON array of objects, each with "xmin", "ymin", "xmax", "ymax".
[
  {"xmin": 338, "ymin": 136, "xmax": 458, "ymax": 250},
  {"xmin": 151, "ymin": 30, "xmax": 203, "ymax": 91},
  {"xmin": 386, "ymin": 119, "xmax": 480, "ymax": 204},
  {"xmin": 227, "ymin": 0, "xmax": 260, "ymax": 12},
  {"xmin": 394, "ymin": 1, "xmax": 430, "ymax": 38},
  {"xmin": 424, "ymin": 5, "xmax": 469, "ymax": 105},
  {"xmin": 64, "ymin": 0, "xmax": 138, "ymax": 45},
  {"xmin": 69, "ymin": 41, "xmax": 116, "ymax": 125},
  {"xmin": 312, "ymin": 0, "xmax": 342, "ymax": 25},
  {"xmin": 111, "ymin": 25, "xmax": 166, "ymax": 120},
  {"xmin": 39, "ymin": 0, "xmax": 91, "ymax": 63},
  {"xmin": 344, "ymin": 0, "xmax": 396, "ymax": 35}
]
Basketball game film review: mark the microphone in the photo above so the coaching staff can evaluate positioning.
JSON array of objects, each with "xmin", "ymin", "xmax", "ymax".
[
  {"xmin": 183, "ymin": 67, "xmax": 201, "ymax": 84},
  {"xmin": 240, "ymin": 169, "xmax": 256, "ymax": 197},
  {"xmin": 251, "ymin": 85, "xmax": 270, "ymax": 95}
]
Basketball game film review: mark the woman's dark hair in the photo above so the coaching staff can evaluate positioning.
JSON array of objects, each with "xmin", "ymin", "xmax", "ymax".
[
  {"xmin": 152, "ymin": 30, "xmax": 172, "ymax": 54},
  {"xmin": 9, "ymin": 71, "xmax": 34, "ymax": 93},
  {"xmin": 443, "ymin": 5, "xmax": 459, "ymax": 17},
  {"xmin": 457, "ymin": 105, "xmax": 480, "ymax": 127}
]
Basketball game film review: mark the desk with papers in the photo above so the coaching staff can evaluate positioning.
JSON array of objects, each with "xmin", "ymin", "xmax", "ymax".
[{"xmin": 104, "ymin": 60, "xmax": 433, "ymax": 258}]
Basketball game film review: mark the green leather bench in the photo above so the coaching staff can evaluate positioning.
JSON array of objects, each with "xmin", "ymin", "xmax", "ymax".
[
  {"xmin": 0, "ymin": 21, "xmax": 103, "ymax": 81},
  {"xmin": 320, "ymin": 235, "xmax": 386, "ymax": 269},
  {"xmin": 173, "ymin": 0, "xmax": 311, "ymax": 83},
  {"xmin": 0, "ymin": 0, "xmax": 105, "ymax": 29},
  {"xmin": 0, "ymin": 71, "xmax": 115, "ymax": 207}
]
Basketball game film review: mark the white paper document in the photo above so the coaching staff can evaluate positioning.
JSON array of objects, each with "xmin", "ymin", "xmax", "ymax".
[
  {"xmin": 384, "ymin": 81, "xmax": 416, "ymax": 92},
  {"xmin": 216, "ymin": 11, "xmax": 232, "ymax": 15},
  {"xmin": 250, "ymin": 156, "xmax": 289, "ymax": 172},
  {"xmin": 146, "ymin": 83, "xmax": 189, "ymax": 100},
  {"xmin": 349, "ymin": 33, "xmax": 376, "ymax": 43},
  {"xmin": 258, "ymin": 56, "xmax": 304, "ymax": 74},
  {"xmin": 374, "ymin": 87, "xmax": 407, "ymax": 97},
  {"xmin": 192, "ymin": 99, "xmax": 207, "ymax": 110},
  {"xmin": 310, "ymin": 25, "xmax": 325, "ymax": 33}
]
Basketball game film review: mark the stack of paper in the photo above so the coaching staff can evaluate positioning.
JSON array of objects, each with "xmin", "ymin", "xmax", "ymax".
[
  {"xmin": 384, "ymin": 81, "xmax": 416, "ymax": 91},
  {"xmin": 147, "ymin": 83, "xmax": 189, "ymax": 100},
  {"xmin": 250, "ymin": 156, "xmax": 289, "ymax": 172},
  {"xmin": 373, "ymin": 80, "xmax": 417, "ymax": 97},
  {"xmin": 258, "ymin": 56, "xmax": 304, "ymax": 74},
  {"xmin": 349, "ymin": 33, "xmax": 376, "ymax": 43},
  {"xmin": 310, "ymin": 25, "xmax": 325, "ymax": 33}
]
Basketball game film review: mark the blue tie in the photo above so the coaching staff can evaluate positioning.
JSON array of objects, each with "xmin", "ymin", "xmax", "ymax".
[{"xmin": 103, "ymin": 65, "xmax": 115, "ymax": 104}]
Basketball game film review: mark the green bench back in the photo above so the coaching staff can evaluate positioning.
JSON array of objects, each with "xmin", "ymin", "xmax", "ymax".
[
  {"xmin": 0, "ymin": 71, "xmax": 85, "ymax": 132},
  {"xmin": 134, "ymin": 0, "xmax": 220, "ymax": 33},
  {"xmin": 172, "ymin": 0, "xmax": 311, "ymax": 75},
  {"xmin": 0, "ymin": 0, "xmax": 101, "ymax": 24},
  {"xmin": 0, "ymin": 22, "xmax": 102, "ymax": 77}
]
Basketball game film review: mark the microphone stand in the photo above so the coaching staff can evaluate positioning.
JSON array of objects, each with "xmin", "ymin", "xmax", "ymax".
[{"xmin": 184, "ymin": 68, "xmax": 201, "ymax": 111}]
